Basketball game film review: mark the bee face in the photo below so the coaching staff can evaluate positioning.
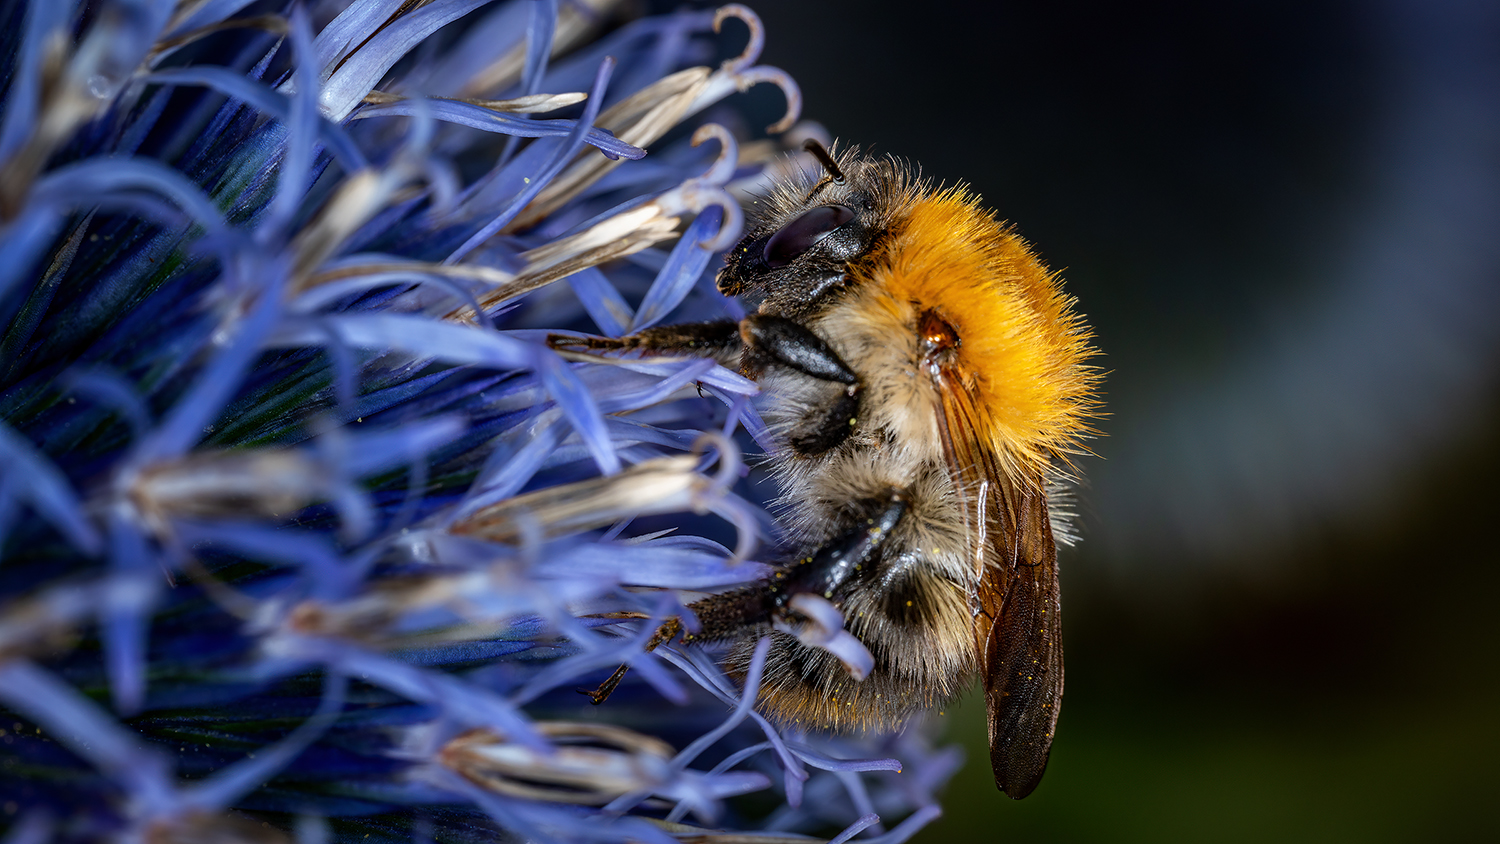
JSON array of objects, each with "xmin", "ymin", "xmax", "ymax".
[{"xmin": 716, "ymin": 150, "xmax": 911, "ymax": 316}]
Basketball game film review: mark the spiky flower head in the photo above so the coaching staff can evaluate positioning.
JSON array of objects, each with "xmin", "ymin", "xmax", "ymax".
[{"xmin": 0, "ymin": 1, "xmax": 955, "ymax": 841}]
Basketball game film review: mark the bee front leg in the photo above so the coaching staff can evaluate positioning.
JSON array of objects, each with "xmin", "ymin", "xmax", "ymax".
[
  {"xmin": 549, "ymin": 315, "xmax": 861, "ymax": 388},
  {"xmin": 738, "ymin": 314, "xmax": 863, "ymax": 455},
  {"xmin": 737, "ymin": 314, "xmax": 857, "ymax": 384},
  {"xmin": 548, "ymin": 320, "xmax": 743, "ymax": 366}
]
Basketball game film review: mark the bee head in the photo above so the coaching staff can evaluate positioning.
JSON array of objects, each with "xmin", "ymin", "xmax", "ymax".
[{"xmin": 717, "ymin": 141, "xmax": 912, "ymax": 317}]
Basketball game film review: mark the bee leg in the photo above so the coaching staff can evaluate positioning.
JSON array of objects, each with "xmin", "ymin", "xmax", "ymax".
[
  {"xmin": 786, "ymin": 386, "xmax": 860, "ymax": 455},
  {"xmin": 548, "ymin": 320, "xmax": 742, "ymax": 366},
  {"xmin": 548, "ymin": 316, "xmax": 860, "ymax": 394},
  {"xmin": 738, "ymin": 314, "xmax": 858, "ymax": 385},
  {"xmin": 738, "ymin": 314, "xmax": 863, "ymax": 455},
  {"xmin": 584, "ymin": 493, "xmax": 904, "ymax": 703},
  {"xmin": 773, "ymin": 488, "xmax": 906, "ymax": 611},
  {"xmin": 690, "ymin": 489, "xmax": 907, "ymax": 639},
  {"xmin": 579, "ymin": 616, "xmax": 683, "ymax": 705}
]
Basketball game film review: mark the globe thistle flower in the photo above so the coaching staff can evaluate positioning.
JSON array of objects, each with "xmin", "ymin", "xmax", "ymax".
[{"xmin": 0, "ymin": 1, "xmax": 956, "ymax": 842}]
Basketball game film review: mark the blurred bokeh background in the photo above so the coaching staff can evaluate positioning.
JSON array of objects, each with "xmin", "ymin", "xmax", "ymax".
[{"xmin": 730, "ymin": 0, "xmax": 1500, "ymax": 840}]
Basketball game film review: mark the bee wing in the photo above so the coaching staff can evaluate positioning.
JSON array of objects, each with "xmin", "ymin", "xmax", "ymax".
[{"xmin": 931, "ymin": 365, "xmax": 1063, "ymax": 800}]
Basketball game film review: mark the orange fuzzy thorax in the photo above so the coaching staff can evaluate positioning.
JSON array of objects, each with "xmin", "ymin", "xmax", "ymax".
[{"xmin": 858, "ymin": 187, "xmax": 1099, "ymax": 475}]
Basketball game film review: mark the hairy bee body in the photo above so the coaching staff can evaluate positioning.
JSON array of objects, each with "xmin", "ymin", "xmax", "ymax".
[
  {"xmin": 729, "ymin": 224, "xmax": 984, "ymax": 732},
  {"xmin": 561, "ymin": 144, "xmax": 1098, "ymax": 798}
]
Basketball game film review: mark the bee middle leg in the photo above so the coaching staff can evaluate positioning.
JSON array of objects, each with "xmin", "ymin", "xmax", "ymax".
[
  {"xmin": 582, "ymin": 489, "xmax": 906, "ymax": 703},
  {"xmin": 691, "ymin": 488, "xmax": 907, "ymax": 639},
  {"xmin": 579, "ymin": 616, "xmax": 683, "ymax": 704},
  {"xmin": 737, "ymin": 314, "xmax": 863, "ymax": 455}
]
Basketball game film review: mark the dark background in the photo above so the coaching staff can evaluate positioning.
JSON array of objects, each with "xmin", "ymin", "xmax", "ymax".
[{"xmin": 730, "ymin": 1, "xmax": 1500, "ymax": 841}]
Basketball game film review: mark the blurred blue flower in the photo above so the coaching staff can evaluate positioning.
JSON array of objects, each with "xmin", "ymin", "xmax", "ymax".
[{"xmin": 0, "ymin": 1, "xmax": 955, "ymax": 841}]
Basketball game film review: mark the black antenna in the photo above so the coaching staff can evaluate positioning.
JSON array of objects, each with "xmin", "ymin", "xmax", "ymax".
[{"xmin": 802, "ymin": 139, "xmax": 846, "ymax": 184}]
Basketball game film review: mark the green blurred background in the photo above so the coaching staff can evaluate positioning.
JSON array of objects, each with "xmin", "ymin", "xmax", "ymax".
[{"xmin": 733, "ymin": 0, "xmax": 1500, "ymax": 840}]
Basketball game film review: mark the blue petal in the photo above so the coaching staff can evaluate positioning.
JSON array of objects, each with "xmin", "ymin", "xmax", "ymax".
[
  {"xmin": 171, "ymin": 520, "xmax": 355, "ymax": 600},
  {"xmin": 828, "ymin": 813, "xmax": 882, "ymax": 844},
  {"xmin": 861, "ymin": 805, "xmax": 942, "ymax": 844},
  {"xmin": 566, "ymin": 267, "xmax": 634, "ymax": 337},
  {"xmin": 0, "ymin": 809, "xmax": 53, "ymax": 844},
  {"xmin": 142, "ymin": 67, "xmax": 369, "ymax": 171},
  {"xmin": 180, "ymin": 673, "xmax": 348, "ymax": 812},
  {"xmin": 307, "ymin": 0, "xmax": 406, "ymax": 74},
  {"xmin": 268, "ymin": 313, "xmax": 531, "ymax": 370},
  {"xmin": 538, "ymin": 542, "xmax": 770, "ymax": 589},
  {"xmin": 447, "ymin": 56, "xmax": 618, "ymax": 263},
  {"xmin": 790, "ymin": 744, "xmax": 903, "ymax": 774},
  {"xmin": 0, "ymin": 207, "xmax": 65, "ymax": 305},
  {"xmin": 332, "ymin": 415, "xmax": 468, "ymax": 478},
  {"xmin": 3, "ymin": 213, "xmax": 90, "ymax": 368},
  {"xmin": 318, "ymin": 0, "xmax": 495, "ymax": 122},
  {"xmin": 520, "ymin": 0, "xmax": 558, "ymax": 96},
  {"xmin": 631, "ymin": 206, "xmax": 721, "ymax": 331},
  {"xmin": 135, "ymin": 258, "xmax": 285, "ymax": 462},
  {"xmin": 0, "ymin": 659, "xmax": 175, "ymax": 810},
  {"xmin": 300, "ymin": 640, "xmax": 544, "ymax": 751},
  {"xmin": 31, "ymin": 157, "xmax": 232, "ymax": 239},
  {"xmin": 399, "ymin": 0, "xmax": 530, "ymax": 95},
  {"xmin": 103, "ymin": 510, "xmax": 160, "ymax": 715},
  {"xmin": 591, "ymin": 359, "xmax": 718, "ymax": 415},
  {"xmin": 604, "ymin": 637, "xmax": 773, "ymax": 818},
  {"xmin": 537, "ymin": 352, "xmax": 619, "ymax": 475},
  {"xmin": 459, "ymin": 410, "xmax": 564, "ymax": 517},
  {"xmin": 353, "ymin": 98, "xmax": 640, "ymax": 160},
  {"xmin": 0, "ymin": 422, "xmax": 103, "ymax": 554},
  {"xmin": 0, "ymin": 0, "xmax": 72, "ymax": 163}
]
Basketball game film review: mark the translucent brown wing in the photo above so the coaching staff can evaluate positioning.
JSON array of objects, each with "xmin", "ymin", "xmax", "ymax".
[
  {"xmin": 924, "ymin": 315, "xmax": 1064, "ymax": 800},
  {"xmin": 977, "ymin": 470, "xmax": 1062, "ymax": 799}
]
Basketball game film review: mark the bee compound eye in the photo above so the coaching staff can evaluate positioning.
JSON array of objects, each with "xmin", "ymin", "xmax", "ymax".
[{"xmin": 762, "ymin": 205, "xmax": 856, "ymax": 269}]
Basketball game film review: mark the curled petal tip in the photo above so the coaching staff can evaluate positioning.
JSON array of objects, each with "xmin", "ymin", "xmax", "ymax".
[
  {"xmin": 736, "ymin": 66, "xmax": 801, "ymax": 133},
  {"xmin": 657, "ymin": 181, "xmax": 744, "ymax": 251},
  {"xmin": 779, "ymin": 594, "xmax": 875, "ymax": 680},
  {"xmin": 713, "ymin": 5, "xmax": 765, "ymax": 73},
  {"xmin": 691, "ymin": 430, "xmax": 743, "ymax": 491},
  {"xmin": 690, "ymin": 123, "xmax": 739, "ymax": 185},
  {"xmin": 693, "ymin": 187, "xmax": 744, "ymax": 251}
]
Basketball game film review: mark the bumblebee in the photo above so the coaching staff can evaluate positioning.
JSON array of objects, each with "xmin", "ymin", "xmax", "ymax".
[{"xmin": 554, "ymin": 141, "xmax": 1098, "ymax": 798}]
